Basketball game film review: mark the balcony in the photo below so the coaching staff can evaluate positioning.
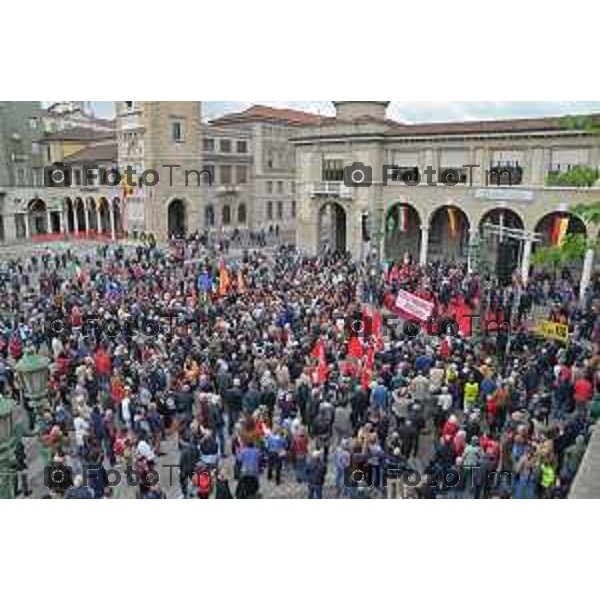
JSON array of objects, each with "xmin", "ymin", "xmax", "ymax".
[
  {"xmin": 309, "ymin": 182, "xmax": 354, "ymax": 199},
  {"xmin": 216, "ymin": 185, "xmax": 241, "ymax": 196}
]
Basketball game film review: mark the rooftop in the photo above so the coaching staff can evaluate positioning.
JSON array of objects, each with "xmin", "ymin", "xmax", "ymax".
[
  {"xmin": 41, "ymin": 127, "xmax": 115, "ymax": 142},
  {"xmin": 62, "ymin": 142, "xmax": 118, "ymax": 165},
  {"xmin": 210, "ymin": 104, "xmax": 332, "ymax": 127}
]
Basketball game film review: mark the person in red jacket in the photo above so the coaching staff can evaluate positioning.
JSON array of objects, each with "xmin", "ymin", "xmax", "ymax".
[
  {"xmin": 94, "ymin": 345, "xmax": 112, "ymax": 391},
  {"xmin": 442, "ymin": 415, "xmax": 459, "ymax": 440},
  {"xmin": 574, "ymin": 375, "xmax": 593, "ymax": 414}
]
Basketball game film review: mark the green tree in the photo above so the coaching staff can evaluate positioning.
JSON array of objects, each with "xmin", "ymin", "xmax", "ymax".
[
  {"xmin": 573, "ymin": 201, "xmax": 600, "ymax": 226},
  {"xmin": 546, "ymin": 165, "xmax": 599, "ymax": 188},
  {"xmin": 531, "ymin": 233, "xmax": 595, "ymax": 277}
]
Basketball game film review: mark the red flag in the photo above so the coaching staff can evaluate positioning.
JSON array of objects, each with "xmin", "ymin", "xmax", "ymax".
[
  {"xmin": 365, "ymin": 343, "xmax": 375, "ymax": 371},
  {"xmin": 311, "ymin": 338, "xmax": 329, "ymax": 384},
  {"xmin": 348, "ymin": 336, "xmax": 364, "ymax": 359},
  {"xmin": 361, "ymin": 368, "xmax": 372, "ymax": 391},
  {"xmin": 372, "ymin": 310, "xmax": 384, "ymax": 351},
  {"xmin": 219, "ymin": 262, "xmax": 230, "ymax": 296}
]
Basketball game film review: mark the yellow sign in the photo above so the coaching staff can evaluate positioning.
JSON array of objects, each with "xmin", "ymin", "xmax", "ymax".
[{"xmin": 536, "ymin": 320, "xmax": 569, "ymax": 343}]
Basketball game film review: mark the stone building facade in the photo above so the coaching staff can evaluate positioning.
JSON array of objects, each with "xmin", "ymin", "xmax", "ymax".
[{"xmin": 293, "ymin": 101, "xmax": 600, "ymax": 287}]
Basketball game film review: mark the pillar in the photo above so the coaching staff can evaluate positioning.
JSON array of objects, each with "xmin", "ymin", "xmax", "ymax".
[
  {"xmin": 521, "ymin": 238, "xmax": 533, "ymax": 284},
  {"xmin": 96, "ymin": 208, "xmax": 101, "ymax": 234},
  {"xmin": 467, "ymin": 229, "xmax": 478, "ymax": 274},
  {"xmin": 84, "ymin": 204, "xmax": 90, "ymax": 235},
  {"xmin": 24, "ymin": 214, "xmax": 30, "ymax": 239},
  {"xmin": 419, "ymin": 226, "xmax": 429, "ymax": 267},
  {"xmin": 46, "ymin": 211, "xmax": 52, "ymax": 234},
  {"xmin": 580, "ymin": 248, "xmax": 595, "ymax": 306},
  {"xmin": 73, "ymin": 206, "xmax": 79, "ymax": 234},
  {"xmin": 109, "ymin": 205, "xmax": 116, "ymax": 241}
]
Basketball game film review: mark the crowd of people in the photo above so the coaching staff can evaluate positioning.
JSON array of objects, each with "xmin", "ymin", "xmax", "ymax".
[{"xmin": 1, "ymin": 235, "xmax": 599, "ymax": 499}]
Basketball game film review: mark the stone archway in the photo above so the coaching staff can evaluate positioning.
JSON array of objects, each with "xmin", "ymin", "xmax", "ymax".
[
  {"xmin": 533, "ymin": 211, "xmax": 588, "ymax": 276},
  {"xmin": 98, "ymin": 198, "xmax": 111, "ymax": 236},
  {"xmin": 479, "ymin": 208, "xmax": 525, "ymax": 276},
  {"xmin": 428, "ymin": 205, "xmax": 470, "ymax": 263},
  {"xmin": 534, "ymin": 211, "xmax": 587, "ymax": 247},
  {"xmin": 237, "ymin": 203, "xmax": 247, "ymax": 225},
  {"xmin": 205, "ymin": 204, "xmax": 215, "ymax": 229},
  {"xmin": 384, "ymin": 202, "xmax": 421, "ymax": 262},
  {"xmin": 75, "ymin": 198, "xmax": 86, "ymax": 234},
  {"xmin": 168, "ymin": 198, "xmax": 187, "ymax": 238},
  {"xmin": 112, "ymin": 198, "xmax": 123, "ymax": 237},
  {"xmin": 28, "ymin": 198, "xmax": 47, "ymax": 236},
  {"xmin": 66, "ymin": 198, "xmax": 75, "ymax": 233},
  {"xmin": 87, "ymin": 198, "xmax": 98, "ymax": 233},
  {"xmin": 318, "ymin": 202, "xmax": 347, "ymax": 253}
]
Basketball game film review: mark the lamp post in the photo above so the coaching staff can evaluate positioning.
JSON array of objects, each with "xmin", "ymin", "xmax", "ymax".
[
  {"xmin": 15, "ymin": 349, "xmax": 50, "ymax": 435},
  {"xmin": 0, "ymin": 395, "xmax": 15, "ymax": 499}
]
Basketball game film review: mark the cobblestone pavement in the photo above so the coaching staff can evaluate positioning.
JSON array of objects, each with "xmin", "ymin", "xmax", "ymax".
[{"xmin": 21, "ymin": 424, "xmax": 430, "ymax": 499}]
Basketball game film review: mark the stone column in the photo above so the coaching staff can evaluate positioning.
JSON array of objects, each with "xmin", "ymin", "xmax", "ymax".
[
  {"xmin": 46, "ymin": 211, "xmax": 52, "ymax": 235},
  {"xmin": 580, "ymin": 248, "xmax": 595, "ymax": 306},
  {"xmin": 84, "ymin": 204, "xmax": 90, "ymax": 235},
  {"xmin": 96, "ymin": 208, "xmax": 102, "ymax": 234},
  {"xmin": 419, "ymin": 226, "xmax": 429, "ymax": 267},
  {"xmin": 529, "ymin": 148, "xmax": 544, "ymax": 186},
  {"xmin": 109, "ymin": 206, "xmax": 116, "ymax": 241},
  {"xmin": 24, "ymin": 214, "xmax": 30, "ymax": 239},
  {"xmin": 521, "ymin": 238, "xmax": 533, "ymax": 284},
  {"xmin": 467, "ymin": 228, "xmax": 478, "ymax": 274},
  {"xmin": 73, "ymin": 207, "xmax": 79, "ymax": 234}
]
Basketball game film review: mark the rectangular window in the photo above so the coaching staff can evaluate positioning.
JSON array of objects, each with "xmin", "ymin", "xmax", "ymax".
[
  {"xmin": 15, "ymin": 214, "xmax": 26, "ymax": 239},
  {"xmin": 220, "ymin": 139, "xmax": 232, "ymax": 153},
  {"xmin": 277, "ymin": 201, "xmax": 283, "ymax": 220},
  {"xmin": 220, "ymin": 165, "xmax": 232, "ymax": 185},
  {"xmin": 203, "ymin": 164, "xmax": 215, "ymax": 183},
  {"xmin": 31, "ymin": 141, "xmax": 40, "ymax": 155},
  {"xmin": 172, "ymin": 121, "xmax": 183, "ymax": 142},
  {"xmin": 29, "ymin": 117, "xmax": 38, "ymax": 131},
  {"xmin": 237, "ymin": 140, "xmax": 248, "ymax": 153},
  {"xmin": 236, "ymin": 165, "xmax": 248, "ymax": 184},
  {"xmin": 31, "ymin": 168, "xmax": 42, "ymax": 186},
  {"xmin": 203, "ymin": 138, "xmax": 215, "ymax": 152},
  {"xmin": 267, "ymin": 201, "xmax": 273, "ymax": 220},
  {"xmin": 291, "ymin": 200, "xmax": 297, "ymax": 219},
  {"xmin": 74, "ymin": 169, "xmax": 82, "ymax": 186},
  {"xmin": 322, "ymin": 159, "xmax": 345, "ymax": 182},
  {"xmin": 551, "ymin": 148, "xmax": 591, "ymax": 173},
  {"xmin": 267, "ymin": 181, "xmax": 273, "ymax": 194},
  {"xmin": 291, "ymin": 181, "xmax": 296, "ymax": 195},
  {"xmin": 277, "ymin": 181, "xmax": 284, "ymax": 194},
  {"xmin": 16, "ymin": 168, "xmax": 26, "ymax": 186}
]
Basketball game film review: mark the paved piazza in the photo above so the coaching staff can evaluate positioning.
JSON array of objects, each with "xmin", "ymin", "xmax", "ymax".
[{"xmin": 1, "ymin": 101, "xmax": 600, "ymax": 500}]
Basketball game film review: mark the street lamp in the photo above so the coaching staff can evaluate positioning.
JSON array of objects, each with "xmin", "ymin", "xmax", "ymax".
[
  {"xmin": 0, "ymin": 395, "xmax": 15, "ymax": 499},
  {"xmin": 15, "ymin": 349, "xmax": 50, "ymax": 433}
]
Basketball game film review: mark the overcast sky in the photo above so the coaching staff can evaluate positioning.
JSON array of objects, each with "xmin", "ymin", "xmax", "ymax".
[{"xmin": 82, "ymin": 100, "xmax": 600, "ymax": 123}]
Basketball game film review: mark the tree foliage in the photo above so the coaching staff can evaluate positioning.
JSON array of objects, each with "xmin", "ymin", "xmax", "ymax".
[
  {"xmin": 573, "ymin": 201, "xmax": 600, "ymax": 226},
  {"xmin": 532, "ymin": 233, "xmax": 596, "ymax": 271},
  {"xmin": 561, "ymin": 115, "xmax": 600, "ymax": 134},
  {"xmin": 546, "ymin": 165, "xmax": 599, "ymax": 188}
]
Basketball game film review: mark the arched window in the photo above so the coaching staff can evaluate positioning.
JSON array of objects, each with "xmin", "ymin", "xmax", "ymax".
[
  {"xmin": 237, "ymin": 203, "xmax": 247, "ymax": 224},
  {"xmin": 222, "ymin": 205, "xmax": 231, "ymax": 226},
  {"xmin": 205, "ymin": 204, "xmax": 215, "ymax": 227}
]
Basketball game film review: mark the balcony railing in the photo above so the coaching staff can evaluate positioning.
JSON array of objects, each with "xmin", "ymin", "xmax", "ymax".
[
  {"xmin": 216, "ymin": 185, "xmax": 241, "ymax": 195},
  {"xmin": 309, "ymin": 182, "xmax": 354, "ymax": 199}
]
